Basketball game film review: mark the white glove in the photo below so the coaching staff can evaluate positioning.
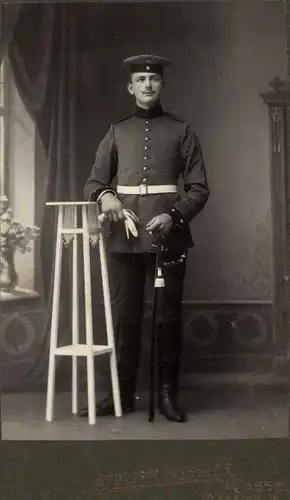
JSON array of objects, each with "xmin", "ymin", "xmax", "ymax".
[{"xmin": 98, "ymin": 209, "xmax": 139, "ymax": 239}]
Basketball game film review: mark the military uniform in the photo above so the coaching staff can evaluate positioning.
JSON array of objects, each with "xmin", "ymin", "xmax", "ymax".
[{"xmin": 82, "ymin": 55, "xmax": 210, "ymax": 422}]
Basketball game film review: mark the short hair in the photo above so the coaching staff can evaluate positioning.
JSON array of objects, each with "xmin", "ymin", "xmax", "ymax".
[{"xmin": 129, "ymin": 73, "xmax": 164, "ymax": 83}]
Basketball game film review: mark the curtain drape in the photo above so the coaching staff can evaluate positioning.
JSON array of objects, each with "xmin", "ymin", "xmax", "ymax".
[
  {"xmin": 0, "ymin": 3, "xmax": 82, "ymax": 388},
  {"xmin": 0, "ymin": 4, "xmax": 21, "ymax": 65}
]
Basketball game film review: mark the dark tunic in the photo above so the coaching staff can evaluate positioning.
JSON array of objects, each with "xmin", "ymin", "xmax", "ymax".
[{"xmin": 84, "ymin": 105, "xmax": 210, "ymax": 253}]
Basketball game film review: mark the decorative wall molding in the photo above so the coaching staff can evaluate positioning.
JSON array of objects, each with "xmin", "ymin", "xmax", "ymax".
[
  {"xmin": 0, "ymin": 312, "xmax": 36, "ymax": 356},
  {"xmin": 271, "ymin": 106, "xmax": 282, "ymax": 153},
  {"xmin": 230, "ymin": 313, "xmax": 268, "ymax": 348},
  {"xmin": 260, "ymin": 76, "xmax": 290, "ymax": 362},
  {"xmin": 0, "ymin": 299, "xmax": 279, "ymax": 391}
]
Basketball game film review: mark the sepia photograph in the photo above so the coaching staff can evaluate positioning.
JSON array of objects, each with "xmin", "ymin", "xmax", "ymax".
[{"xmin": 0, "ymin": 0, "xmax": 289, "ymax": 441}]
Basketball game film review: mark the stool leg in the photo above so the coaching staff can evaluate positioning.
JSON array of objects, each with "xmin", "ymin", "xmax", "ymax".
[
  {"xmin": 72, "ymin": 206, "xmax": 79, "ymax": 414},
  {"xmin": 82, "ymin": 205, "xmax": 96, "ymax": 425},
  {"xmin": 98, "ymin": 229, "xmax": 122, "ymax": 418},
  {"xmin": 46, "ymin": 206, "xmax": 63, "ymax": 422}
]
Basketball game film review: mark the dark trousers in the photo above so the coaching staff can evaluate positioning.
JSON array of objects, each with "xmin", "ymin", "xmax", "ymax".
[{"xmin": 109, "ymin": 252, "xmax": 187, "ymax": 397}]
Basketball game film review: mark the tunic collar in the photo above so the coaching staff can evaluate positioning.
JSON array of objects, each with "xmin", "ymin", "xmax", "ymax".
[{"xmin": 134, "ymin": 104, "xmax": 163, "ymax": 119}]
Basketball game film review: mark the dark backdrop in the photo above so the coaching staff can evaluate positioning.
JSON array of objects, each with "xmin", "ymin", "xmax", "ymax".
[
  {"xmin": 0, "ymin": 2, "xmax": 287, "ymax": 392},
  {"xmin": 73, "ymin": 2, "xmax": 285, "ymax": 302}
]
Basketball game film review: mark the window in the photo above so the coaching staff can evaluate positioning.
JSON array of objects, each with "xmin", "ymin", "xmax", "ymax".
[
  {"xmin": 0, "ymin": 60, "xmax": 3, "ymax": 193},
  {"xmin": 0, "ymin": 57, "xmax": 39, "ymax": 301},
  {"xmin": 0, "ymin": 57, "xmax": 9, "ymax": 197}
]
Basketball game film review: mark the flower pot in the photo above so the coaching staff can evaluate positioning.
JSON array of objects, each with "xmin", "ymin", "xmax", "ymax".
[{"xmin": 0, "ymin": 249, "xmax": 18, "ymax": 292}]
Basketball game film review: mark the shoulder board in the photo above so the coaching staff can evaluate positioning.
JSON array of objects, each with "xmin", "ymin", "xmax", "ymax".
[
  {"xmin": 114, "ymin": 114, "xmax": 133, "ymax": 124},
  {"xmin": 163, "ymin": 111, "xmax": 185, "ymax": 123}
]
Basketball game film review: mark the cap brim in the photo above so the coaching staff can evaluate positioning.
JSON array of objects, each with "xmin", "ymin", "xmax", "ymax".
[{"xmin": 123, "ymin": 54, "xmax": 171, "ymax": 67}]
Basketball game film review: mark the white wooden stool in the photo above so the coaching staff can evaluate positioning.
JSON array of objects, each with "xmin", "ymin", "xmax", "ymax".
[{"xmin": 45, "ymin": 201, "xmax": 122, "ymax": 425}]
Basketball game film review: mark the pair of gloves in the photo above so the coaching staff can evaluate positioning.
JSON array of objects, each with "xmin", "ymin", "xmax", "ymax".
[{"xmin": 98, "ymin": 209, "xmax": 139, "ymax": 239}]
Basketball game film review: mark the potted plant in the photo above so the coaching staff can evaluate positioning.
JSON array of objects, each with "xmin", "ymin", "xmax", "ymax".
[{"xmin": 0, "ymin": 195, "xmax": 40, "ymax": 292}]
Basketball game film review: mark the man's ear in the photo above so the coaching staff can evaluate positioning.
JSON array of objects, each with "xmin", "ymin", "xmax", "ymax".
[{"xmin": 127, "ymin": 82, "xmax": 134, "ymax": 95}]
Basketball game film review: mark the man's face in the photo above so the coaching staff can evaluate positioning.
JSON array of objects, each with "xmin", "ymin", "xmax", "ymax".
[{"xmin": 127, "ymin": 72, "xmax": 164, "ymax": 109}]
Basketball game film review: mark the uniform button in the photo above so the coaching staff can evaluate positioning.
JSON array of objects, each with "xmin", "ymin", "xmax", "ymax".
[
  {"xmin": 143, "ymin": 166, "xmax": 147, "ymax": 171},
  {"xmin": 145, "ymin": 137, "xmax": 149, "ymax": 141},
  {"xmin": 144, "ymin": 146, "xmax": 149, "ymax": 150},
  {"xmin": 145, "ymin": 120, "xmax": 149, "ymax": 124},
  {"xmin": 146, "ymin": 128, "xmax": 151, "ymax": 132},
  {"xmin": 142, "ymin": 178, "xmax": 147, "ymax": 183},
  {"xmin": 144, "ymin": 156, "xmax": 148, "ymax": 160}
]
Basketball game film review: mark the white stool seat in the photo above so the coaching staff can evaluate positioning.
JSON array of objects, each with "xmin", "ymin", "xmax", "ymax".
[
  {"xmin": 45, "ymin": 201, "xmax": 122, "ymax": 425},
  {"xmin": 53, "ymin": 344, "xmax": 113, "ymax": 356}
]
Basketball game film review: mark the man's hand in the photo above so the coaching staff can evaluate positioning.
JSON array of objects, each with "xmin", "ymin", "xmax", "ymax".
[
  {"xmin": 146, "ymin": 214, "xmax": 173, "ymax": 234},
  {"xmin": 101, "ymin": 193, "xmax": 125, "ymax": 222}
]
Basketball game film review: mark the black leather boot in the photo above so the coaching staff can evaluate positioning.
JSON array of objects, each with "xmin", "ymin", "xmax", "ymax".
[
  {"xmin": 158, "ymin": 369, "xmax": 187, "ymax": 422},
  {"xmin": 79, "ymin": 321, "xmax": 141, "ymax": 418},
  {"xmin": 79, "ymin": 376, "xmax": 136, "ymax": 417},
  {"xmin": 157, "ymin": 322, "xmax": 187, "ymax": 423}
]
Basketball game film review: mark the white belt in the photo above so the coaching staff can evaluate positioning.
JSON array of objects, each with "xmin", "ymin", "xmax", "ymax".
[{"xmin": 117, "ymin": 184, "xmax": 177, "ymax": 196}]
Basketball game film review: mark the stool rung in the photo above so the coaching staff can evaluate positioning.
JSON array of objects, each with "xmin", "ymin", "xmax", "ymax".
[{"xmin": 54, "ymin": 344, "xmax": 112, "ymax": 356}]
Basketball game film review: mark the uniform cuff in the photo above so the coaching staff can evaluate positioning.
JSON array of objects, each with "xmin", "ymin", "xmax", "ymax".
[
  {"xmin": 96, "ymin": 189, "xmax": 117, "ymax": 203},
  {"xmin": 170, "ymin": 207, "xmax": 186, "ymax": 228}
]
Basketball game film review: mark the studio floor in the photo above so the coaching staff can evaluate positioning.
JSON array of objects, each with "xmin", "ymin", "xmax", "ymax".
[{"xmin": 1, "ymin": 375, "xmax": 289, "ymax": 440}]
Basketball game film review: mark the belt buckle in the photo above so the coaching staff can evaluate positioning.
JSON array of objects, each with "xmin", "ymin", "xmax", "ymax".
[{"xmin": 139, "ymin": 184, "xmax": 148, "ymax": 196}]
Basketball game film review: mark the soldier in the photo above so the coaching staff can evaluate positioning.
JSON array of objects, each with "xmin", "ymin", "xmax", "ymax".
[{"xmin": 81, "ymin": 55, "xmax": 210, "ymax": 422}]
